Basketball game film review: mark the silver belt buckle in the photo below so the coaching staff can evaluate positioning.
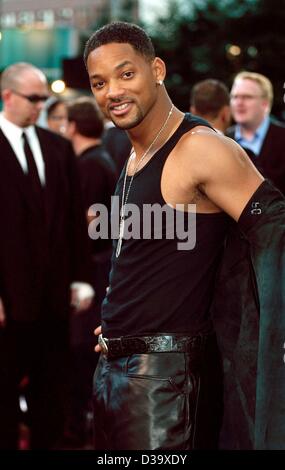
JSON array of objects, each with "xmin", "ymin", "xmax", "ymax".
[{"xmin": 98, "ymin": 333, "xmax": 108, "ymax": 354}]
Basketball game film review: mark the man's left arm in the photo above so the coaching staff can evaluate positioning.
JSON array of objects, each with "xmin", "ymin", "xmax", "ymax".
[
  {"xmin": 191, "ymin": 132, "xmax": 265, "ymax": 220},
  {"xmin": 191, "ymin": 132, "xmax": 285, "ymax": 449}
]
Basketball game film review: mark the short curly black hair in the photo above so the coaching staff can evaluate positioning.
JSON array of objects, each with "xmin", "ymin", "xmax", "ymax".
[{"xmin": 84, "ymin": 21, "xmax": 155, "ymax": 66}]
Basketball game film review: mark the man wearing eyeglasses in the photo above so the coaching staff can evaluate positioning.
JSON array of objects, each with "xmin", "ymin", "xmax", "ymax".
[
  {"xmin": 0, "ymin": 62, "xmax": 93, "ymax": 449},
  {"xmin": 227, "ymin": 71, "xmax": 285, "ymax": 194}
]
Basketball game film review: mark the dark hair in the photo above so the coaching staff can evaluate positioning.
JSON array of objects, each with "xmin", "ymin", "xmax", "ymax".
[
  {"xmin": 84, "ymin": 21, "xmax": 155, "ymax": 66},
  {"xmin": 190, "ymin": 79, "xmax": 230, "ymax": 118},
  {"xmin": 67, "ymin": 97, "xmax": 104, "ymax": 138}
]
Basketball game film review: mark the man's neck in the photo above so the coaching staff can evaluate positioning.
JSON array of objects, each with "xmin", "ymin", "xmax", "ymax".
[
  {"xmin": 129, "ymin": 106, "xmax": 183, "ymax": 158},
  {"xmin": 72, "ymin": 136, "xmax": 102, "ymax": 156},
  {"xmin": 204, "ymin": 115, "xmax": 226, "ymax": 134},
  {"xmin": 239, "ymin": 117, "xmax": 266, "ymax": 140},
  {"xmin": 2, "ymin": 111, "xmax": 29, "ymax": 129}
]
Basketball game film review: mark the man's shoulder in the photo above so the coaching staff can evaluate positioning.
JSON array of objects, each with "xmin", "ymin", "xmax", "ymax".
[
  {"xmin": 35, "ymin": 126, "xmax": 75, "ymax": 168},
  {"xmin": 184, "ymin": 112, "xmax": 212, "ymax": 128},
  {"xmin": 81, "ymin": 147, "xmax": 116, "ymax": 173},
  {"xmin": 225, "ymin": 125, "xmax": 236, "ymax": 138},
  {"xmin": 262, "ymin": 120, "xmax": 285, "ymax": 153},
  {"xmin": 176, "ymin": 126, "xmax": 241, "ymax": 182},
  {"xmin": 35, "ymin": 125, "xmax": 71, "ymax": 147},
  {"xmin": 268, "ymin": 119, "xmax": 285, "ymax": 134},
  {"xmin": 179, "ymin": 125, "xmax": 232, "ymax": 154}
]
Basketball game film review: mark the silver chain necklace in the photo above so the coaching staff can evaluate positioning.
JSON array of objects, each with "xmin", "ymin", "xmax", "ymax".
[{"xmin": 116, "ymin": 103, "xmax": 174, "ymax": 258}]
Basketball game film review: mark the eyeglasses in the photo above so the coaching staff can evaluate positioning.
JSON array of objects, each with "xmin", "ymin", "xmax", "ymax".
[
  {"xmin": 230, "ymin": 94, "xmax": 265, "ymax": 101},
  {"xmin": 12, "ymin": 89, "xmax": 49, "ymax": 103},
  {"xmin": 48, "ymin": 115, "xmax": 67, "ymax": 121}
]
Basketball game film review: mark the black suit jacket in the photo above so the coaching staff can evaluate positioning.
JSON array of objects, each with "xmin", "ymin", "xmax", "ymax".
[
  {"xmin": 227, "ymin": 120, "xmax": 285, "ymax": 194},
  {"xmin": 102, "ymin": 126, "xmax": 132, "ymax": 175},
  {"xmin": 0, "ymin": 126, "xmax": 91, "ymax": 322}
]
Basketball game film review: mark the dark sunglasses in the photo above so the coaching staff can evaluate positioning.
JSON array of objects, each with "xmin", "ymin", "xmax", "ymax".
[{"xmin": 12, "ymin": 89, "xmax": 49, "ymax": 103}]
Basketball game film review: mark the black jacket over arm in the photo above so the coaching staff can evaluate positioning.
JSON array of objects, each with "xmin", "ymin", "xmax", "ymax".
[{"xmin": 211, "ymin": 180, "xmax": 285, "ymax": 449}]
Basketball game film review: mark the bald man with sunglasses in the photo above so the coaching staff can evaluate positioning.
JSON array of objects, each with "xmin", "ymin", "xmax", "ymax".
[{"xmin": 0, "ymin": 63, "xmax": 93, "ymax": 449}]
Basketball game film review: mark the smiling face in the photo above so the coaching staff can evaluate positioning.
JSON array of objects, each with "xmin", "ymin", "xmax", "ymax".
[{"xmin": 86, "ymin": 42, "xmax": 163, "ymax": 130}]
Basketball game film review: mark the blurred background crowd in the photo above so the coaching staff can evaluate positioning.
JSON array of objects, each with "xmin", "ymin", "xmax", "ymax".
[
  {"xmin": 0, "ymin": 0, "xmax": 284, "ymax": 451},
  {"xmin": 0, "ymin": 0, "xmax": 284, "ymax": 120}
]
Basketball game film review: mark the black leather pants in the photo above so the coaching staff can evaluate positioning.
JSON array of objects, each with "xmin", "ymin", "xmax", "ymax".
[{"xmin": 93, "ymin": 334, "xmax": 223, "ymax": 450}]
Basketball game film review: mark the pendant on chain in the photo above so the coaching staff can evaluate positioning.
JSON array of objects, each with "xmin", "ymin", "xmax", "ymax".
[{"xmin": 116, "ymin": 218, "xmax": 125, "ymax": 258}]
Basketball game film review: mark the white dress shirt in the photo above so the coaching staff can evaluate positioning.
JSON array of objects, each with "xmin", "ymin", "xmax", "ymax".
[
  {"xmin": 0, "ymin": 113, "xmax": 45, "ymax": 185},
  {"xmin": 0, "ymin": 113, "xmax": 95, "ymax": 305},
  {"xmin": 234, "ymin": 116, "xmax": 270, "ymax": 157}
]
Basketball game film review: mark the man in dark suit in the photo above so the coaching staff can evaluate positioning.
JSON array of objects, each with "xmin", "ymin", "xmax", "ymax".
[
  {"xmin": 63, "ymin": 96, "xmax": 117, "ymax": 446},
  {"xmin": 102, "ymin": 121, "xmax": 132, "ymax": 175},
  {"xmin": 227, "ymin": 71, "xmax": 285, "ymax": 194},
  {"xmin": 0, "ymin": 62, "xmax": 92, "ymax": 449}
]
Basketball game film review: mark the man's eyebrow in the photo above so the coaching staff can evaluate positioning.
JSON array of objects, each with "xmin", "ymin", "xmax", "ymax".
[
  {"xmin": 114, "ymin": 60, "xmax": 133, "ymax": 71},
  {"xmin": 89, "ymin": 61, "xmax": 134, "ymax": 80}
]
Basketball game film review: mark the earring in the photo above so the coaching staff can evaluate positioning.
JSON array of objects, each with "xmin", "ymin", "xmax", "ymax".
[{"xmin": 157, "ymin": 80, "xmax": 163, "ymax": 86}]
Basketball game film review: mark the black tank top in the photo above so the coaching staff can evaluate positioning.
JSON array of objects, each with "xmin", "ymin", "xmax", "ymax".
[{"xmin": 101, "ymin": 113, "xmax": 229, "ymax": 337}]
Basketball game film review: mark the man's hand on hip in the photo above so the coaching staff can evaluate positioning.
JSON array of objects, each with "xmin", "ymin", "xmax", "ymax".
[
  {"xmin": 94, "ymin": 325, "xmax": 102, "ymax": 352},
  {"xmin": 0, "ymin": 298, "xmax": 6, "ymax": 328}
]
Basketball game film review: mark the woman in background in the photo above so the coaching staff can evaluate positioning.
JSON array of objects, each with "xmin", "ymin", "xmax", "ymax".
[{"xmin": 46, "ymin": 98, "xmax": 68, "ymax": 136}]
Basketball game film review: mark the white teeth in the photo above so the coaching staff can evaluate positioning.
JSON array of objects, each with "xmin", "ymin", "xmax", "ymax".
[{"xmin": 113, "ymin": 103, "xmax": 128, "ymax": 111}]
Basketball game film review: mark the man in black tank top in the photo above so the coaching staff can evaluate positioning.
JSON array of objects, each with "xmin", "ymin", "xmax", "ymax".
[{"xmin": 84, "ymin": 23, "xmax": 285, "ymax": 450}]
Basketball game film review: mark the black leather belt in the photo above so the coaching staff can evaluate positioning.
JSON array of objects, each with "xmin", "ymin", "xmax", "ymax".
[{"xmin": 98, "ymin": 333, "xmax": 209, "ymax": 358}]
